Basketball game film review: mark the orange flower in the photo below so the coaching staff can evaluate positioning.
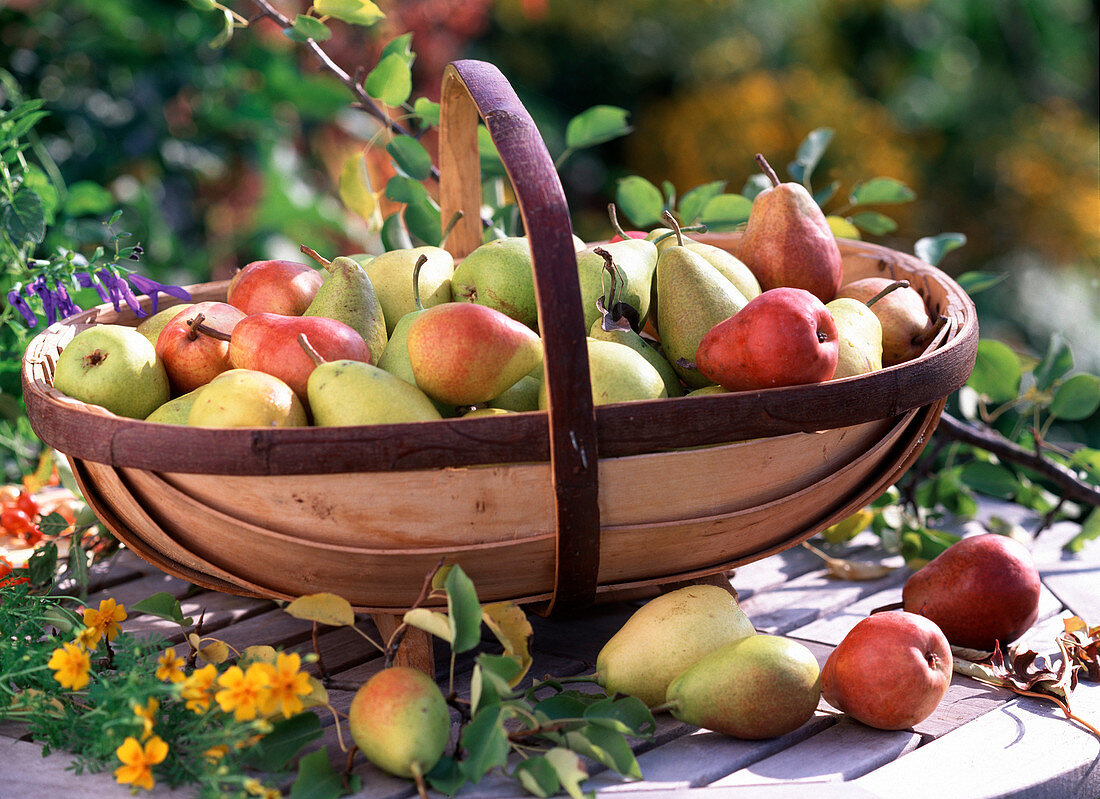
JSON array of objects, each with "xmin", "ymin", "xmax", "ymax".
[
  {"xmin": 245, "ymin": 778, "xmax": 283, "ymax": 799},
  {"xmin": 259, "ymin": 652, "xmax": 313, "ymax": 719},
  {"xmin": 133, "ymin": 697, "xmax": 158, "ymax": 740},
  {"xmin": 181, "ymin": 663, "xmax": 218, "ymax": 714},
  {"xmin": 155, "ymin": 647, "xmax": 186, "ymax": 683},
  {"xmin": 82, "ymin": 598, "xmax": 127, "ymax": 646},
  {"xmin": 48, "ymin": 642, "xmax": 90, "ymax": 691},
  {"xmin": 114, "ymin": 735, "xmax": 168, "ymax": 791},
  {"xmin": 215, "ymin": 663, "xmax": 273, "ymax": 722}
]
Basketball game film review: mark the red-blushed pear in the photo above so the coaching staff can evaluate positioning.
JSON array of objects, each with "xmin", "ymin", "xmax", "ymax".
[
  {"xmin": 902, "ymin": 533, "xmax": 1041, "ymax": 651},
  {"xmin": 821, "ymin": 610, "xmax": 952, "ymax": 730},
  {"xmin": 226, "ymin": 259, "xmax": 323, "ymax": 316},
  {"xmin": 835, "ymin": 276, "xmax": 938, "ymax": 366},
  {"xmin": 406, "ymin": 303, "xmax": 542, "ymax": 406},
  {"xmin": 227, "ymin": 313, "xmax": 371, "ymax": 403},
  {"xmin": 696, "ymin": 287, "xmax": 839, "ymax": 391},
  {"xmin": 736, "ymin": 154, "xmax": 843, "ymax": 302},
  {"xmin": 155, "ymin": 301, "xmax": 246, "ymax": 394}
]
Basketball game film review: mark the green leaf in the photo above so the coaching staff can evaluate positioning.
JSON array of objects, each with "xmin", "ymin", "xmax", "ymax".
[
  {"xmin": 481, "ymin": 601, "xmax": 533, "ymax": 686},
  {"xmin": 37, "ymin": 511, "xmax": 70, "ymax": 536},
  {"xmin": 582, "ymin": 695, "xmax": 656, "ymax": 737},
  {"xmin": 954, "ymin": 269, "xmax": 1005, "ymax": 295},
  {"xmin": 413, "ymin": 98, "xmax": 441, "ymax": 127},
  {"xmin": 2, "ymin": 189, "xmax": 46, "ymax": 244},
  {"xmin": 404, "ymin": 196, "xmax": 442, "ymax": 246},
  {"xmin": 615, "ymin": 176, "xmax": 665, "ymax": 227},
  {"xmin": 385, "ymin": 175, "xmax": 428, "ymax": 205},
  {"xmin": 741, "ymin": 173, "xmax": 772, "ymax": 200},
  {"xmin": 1070, "ymin": 448, "xmax": 1100, "ymax": 481},
  {"xmin": 544, "ymin": 748, "xmax": 591, "ymax": 799},
  {"xmin": 338, "ymin": 152, "xmax": 376, "ymax": 221},
  {"xmin": 849, "ymin": 177, "xmax": 916, "ymax": 206},
  {"xmin": 427, "ymin": 756, "xmax": 467, "ymax": 796},
  {"xmin": 514, "ymin": 756, "xmax": 560, "ymax": 798},
  {"xmin": 285, "ymin": 14, "xmax": 332, "ymax": 43},
  {"xmin": 130, "ymin": 592, "xmax": 186, "ymax": 626},
  {"xmin": 20, "ymin": 166, "xmax": 58, "ymax": 220},
  {"xmin": 1064, "ymin": 508, "xmax": 1100, "ymax": 554},
  {"xmin": 187, "ymin": 0, "xmax": 217, "ymax": 10},
  {"xmin": 534, "ymin": 692, "xmax": 591, "ymax": 721},
  {"xmin": 289, "ymin": 748, "xmax": 344, "ymax": 799},
  {"xmin": 387, "ymin": 135, "xmax": 433, "ymax": 181},
  {"xmin": 1050, "ymin": 374, "xmax": 1100, "ymax": 421},
  {"xmin": 565, "ymin": 106, "xmax": 631, "ymax": 150},
  {"xmin": 915, "ymin": 233, "xmax": 967, "ymax": 267},
  {"xmin": 247, "ymin": 712, "xmax": 324, "ymax": 771},
  {"xmin": 1033, "ymin": 334, "xmax": 1074, "ymax": 392},
  {"xmin": 477, "ymin": 126, "xmax": 505, "ymax": 177},
  {"xmin": 662, "ymin": 180, "xmax": 677, "ymax": 208},
  {"xmin": 968, "ymin": 340, "xmax": 1022, "ymax": 404},
  {"xmin": 459, "ymin": 705, "xmax": 511, "ymax": 782},
  {"xmin": 788, "ymin": 127, "xmax": 833, "ymax": 188},
  {"xmin": 901, "ymin": 527, "xmax": 961, "ymax": 568},
  {"xmin": 444, "ymin": 564, "xmax": 482, "ymax": 653},
  {"xmin": 565, "ymin": 726, "xmax": 642, "ymax": 780},
  {"xmin": 209, "ymin": 7, "xmax": 235, "ymax": 47},
  {"xmin": 379, "ymin": 33, "xmax": 414, "ymax": 64},
  {"xmin": 4, "ymin": 110, "xmax": 48, "ymax": 142},
  {"xmin": 849, "ymin": 211, "xmax": 897, "ymax": 235},
  {"xmin": 699, "ymin": 193, "xmax": 753, "ymax": 230},
  {"xmin": 381, "ymin": 212, "xmax": 412, "ymax": 251},
  {"xmin": 813, "ymin": 180, "xmax": 841, "ymax": 207},
  {"xmin": 284, "ymin": 593, "xmax": 356, "ymax": 627},
  {"xmin": 365, "ymin": 53, "xmax": 412, "ymax": 107},
  {"xmin": 958, "ymin": 461, "xmax": 1020, "ymax": 499},
  {"xmin": 677, "ymin": 180, "xmax": 726, "ymax": 226},
  {"xmin": 313, "ymin": 0, "xmax": 386, "ymax": 26},
  {"xmin": 63, "ymin": 181, "xmax": 115, "ymax": 217},
  {"xmin": 67, "ymin": 532, "xmax": 89, "ymax": 598},
  {"xmin": 26, "ymin": 543, "xmax": 57, "ymax": 586}
]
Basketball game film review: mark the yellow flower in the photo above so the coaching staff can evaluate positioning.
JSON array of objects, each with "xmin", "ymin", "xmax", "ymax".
[
  {"xmin": 215, "ymin": 663, "xmax": 273, "ymax": 722},
  {"xmin": 82, "ymin": 598, "xmax": 127, "ymax": 645},
  {"xmin": 259, "ymin": 652, "xmax": 313, "ymax": 719},
  {"xmin": 155, "ymin": 648, "xmax": 186, "ymax": 683},
  {"xmin": 203, "ymin": 744, "xmax": 228, "ymax": 763},
  {"xmin": 72, "ymin": 626, "xmax": 99, "ymax": 651},
  {"xmin": 133, "ymin": 697, "xmax": 158, "ymax": 740},
  {"xmin": 245, "ymin": 777, "xmax": 283, "ymax": 798},
  {"xmin": 181, "ymin": 663, "xmax": 218, "ymax": 714},
  {"xmin": 47, "ymin": 642, "xmax": 90, "ymax": 691},
  {"xmin": 114, "ymin": 735, "xmax": 168, "ymax": 791}
]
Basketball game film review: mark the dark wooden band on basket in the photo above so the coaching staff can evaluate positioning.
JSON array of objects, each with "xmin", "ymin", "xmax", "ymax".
[{"xmin": 439, "ymin": 60, "xmax": 600, "ymax": 615}]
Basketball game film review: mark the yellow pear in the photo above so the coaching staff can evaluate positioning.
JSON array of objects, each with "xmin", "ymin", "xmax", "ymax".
[{"xmin": 187, "ymin": 369, "xmax": 306, "ymax": 428}]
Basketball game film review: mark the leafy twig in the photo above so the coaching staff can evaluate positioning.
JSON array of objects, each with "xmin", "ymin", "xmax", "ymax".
[{"xmin": 383, "ymin": 556, "xmax": 444, "ymax": 667}]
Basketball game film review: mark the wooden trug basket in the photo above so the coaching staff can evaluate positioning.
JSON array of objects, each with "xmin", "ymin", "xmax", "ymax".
[{"xmin": 22, "ymin": 61, "xmax": 977, "ymax": 651}]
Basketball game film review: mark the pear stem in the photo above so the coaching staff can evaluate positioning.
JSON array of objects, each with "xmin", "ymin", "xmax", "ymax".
[
  {"xmin": 607, "ymin": 203, "xmax": 629, "ymax": 239},
  {"xmin": 649, "ymin": 701, "xmax": 675, "ymax": 715},
  {"xmin": 593, "ymin": 247, "xmax": 624, "ymax": 311},
  {"xmin": 864, "ymin": 279, "xmax": 911, "ymax": 308},
  {"xmin": 300, "ymin": 244, "xmax": 332, "ymax": 270},
  {"xmin": 186, "ymin": 312, "xmax": 207, "ymax": 342},
  {"xmin": 411, "ymin": 254, "xmax": 429, "ymax": 311},
  {"xmin": 649, "ymin": 224, "xmax": 708, "ymax": 246},
  {"xmin": 439, "ymin": 210, "xmax": 464, "ymax": 249},
  {"xmin": 662, "ymin": 210, "xmax": 684, "ymax": 247},
  {"xmin": 297, "ymin": 333, "xmax": 326, "ymax": 366},
  {"xmin": 189, "ymin": 319, "xmax": 232, "ymax": 342},
  {"xmin": 755, "ymin": 153, "xmax": 781, "ymax": 188}
]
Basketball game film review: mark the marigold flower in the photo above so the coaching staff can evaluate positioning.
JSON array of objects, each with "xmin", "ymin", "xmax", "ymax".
[
  {"xmin": 181, "ymin": 663, "xmax": 218, "ymax": 714},
  {"xmin": 215, "ymin": 663, "xmax": 273, "ymax": 722},
  {"xmin": 72, "ymin": 626, "xmax": 99, "ymax": 651},
  {"xmin": 133, "ymin": 697, "xmax": 159, "ymax": 740},
  {"xmin": 203, "ymin": 744, "xmax": 229, "ymax": 762},
  {"xmin": 114, "ymin": 735, "xmax": 168, "ymax": 791},
  {"xmin": 48, "ymin": 642, "xmax": 91, "ymax": 691},
  {"xmin": 82, "ymin": 598, "xmax": 127, "ymax": 645},
  {"xmin": 245, "ymin": 777, "xmax": 283, "ymax": 799},
  {"xmin": 259, "ymin": 652, "xmax": 313, "ymax": 719},
  {"xmin": 155, "ymin": 647, "xmax": 186, "ymax": 683}
]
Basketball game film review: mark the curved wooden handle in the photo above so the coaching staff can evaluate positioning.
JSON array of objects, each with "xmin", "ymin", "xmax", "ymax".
[{"xmin": 439, "ymin": 60, "xmax": 600, "ymax": 615}]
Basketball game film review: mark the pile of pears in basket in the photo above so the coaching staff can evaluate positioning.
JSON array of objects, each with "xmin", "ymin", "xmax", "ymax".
[{"xmin": 51, "ymin": 155, "xmax": 942, "ymax": 427}]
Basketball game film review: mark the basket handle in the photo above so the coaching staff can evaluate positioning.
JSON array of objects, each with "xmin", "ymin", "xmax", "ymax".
[{"xmin": 439, "ymin": 60, "xmax": 600, "ymax": 615}]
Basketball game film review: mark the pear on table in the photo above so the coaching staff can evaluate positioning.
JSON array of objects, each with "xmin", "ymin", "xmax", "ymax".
[{"xmin": 186, "ymin": 369, "xmax": 306, "ymax": 428}]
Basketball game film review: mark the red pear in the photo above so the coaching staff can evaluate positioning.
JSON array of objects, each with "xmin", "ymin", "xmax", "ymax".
[
  {"xmin": 902, "ymin": 533, "xmax": 1041, "ymax": 651},
  {"xmin": 822, "ymin": 610, "xmax": 952, "ymax": 730},
  {"xmin": 696, "ymin": 287, "xmax": 838, "ymax": 391},
  {"xmin": 155, "ymin": 301, "xmax": 246, "ymax": 394},
  {"xmin": 228, "ymin": 313, "xmax": 371, "ymax": 401},
  {"xmin": 227, "ymin": 259, "xmax": 323, "ymax": 316}
]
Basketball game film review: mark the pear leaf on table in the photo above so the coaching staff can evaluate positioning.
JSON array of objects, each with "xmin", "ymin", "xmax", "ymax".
[
  {"xmin": 284, "ymin": 593, "xmax": 356, "ymax": 627},
  {"xmin": 544, "ymin": 747, "xmax": 592, "ymax": 799},
  {"xmin": 564, "ymin": 726, "xmax": 643, "ymax": 780},
  {"xmin": 514, "ymin": 755, "xmax": 561, "ymax": 798},
  {"xmin": 459, "ymin": 705, "xmax": 511, "ymax": 782},
  {"xmin": 482, "ymin": 601, "xmax": 534, "ymax": 686},
  {"xmin": 1060, "ymin": 616, "xmax": 1100, "ymax": 682}
]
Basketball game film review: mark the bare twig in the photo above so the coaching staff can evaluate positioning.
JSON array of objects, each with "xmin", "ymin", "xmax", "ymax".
[{"xmin": 383, "ymin": 556, "xmax": 445, "ymax": 667}]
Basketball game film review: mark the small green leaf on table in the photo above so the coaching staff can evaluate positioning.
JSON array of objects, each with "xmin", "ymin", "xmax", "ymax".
[
  {"xmin": 289, "ymin": 747, "xmax": 345, "ymax": 799},
  {"xmin": 247, "ymin": 712, "xmax": 324, "ymax": 772},
  {"xmin": 130, "ymin": 591, "xmax": 189, "ymax": 627}
]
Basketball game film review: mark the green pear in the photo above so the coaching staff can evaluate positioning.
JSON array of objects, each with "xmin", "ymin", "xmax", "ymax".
[
  {"xmin": 53, "ymin": 325, "xmax": 170, "ymax": 419},
  {"xmin": 826, "ymin": 297, "xmax": 883, "ymax": 379},
  {"xmin": 488, "ymin": 374, "xmax": 541, "ymax": 412},
  {"xmin": 145, "ymin": 388, "xmax": 203, "ymax": 425},
  {"xmin": 135, "ymin": 303, "xmax": 194, "ymax": 347},
  {"xmin": 187, "ymin": 369, "xmax": 307, "ymax": 428},
  {"xmin": 349, "ymin": 666, "xmax": 449, "ymax": 779},
  {"xmin": 451, "ymin": 237, "xmax": 538, "ymax": 329},
  {"xmin": 302, "ymin": 249, "xmax": 388, "ymax": 363},
  {"xmin": 655, "ymin": 214, "xmax": 749, "ymax": 388},
  {"xmin": 575, "ymin": 238, "xmax": 657, "ymax": 332},
  {"xmin": 650, "ymin": 229, "xmax": 761, "ymax": 303},
  {"xmin": 538, "ymin": 338, "xmax": 666, "ymax": 409},
  {"xmin": 596, "ymin": 584, "xmax": 756, "ymax": 707},
  {"xmin": 665, "ymin": 634, "xmax": 821, "ymax": 740},
  {"xmin": 463, "ymin": 407, "xmax": 513, "ymax": 418},
  {"xmin": 365, "ymin": 246, "xmax": 453, "ymax": 336},
  {"xmin": 300, "ymin": 335, "xmax": 441, "ymax": 425},
  {"xmin": 588, "ymin": 249, "xmax": 682, "ymax": 398},
  {"xmin": 685, "ymin": 385, "xmax": 729, "ymax": 397}
]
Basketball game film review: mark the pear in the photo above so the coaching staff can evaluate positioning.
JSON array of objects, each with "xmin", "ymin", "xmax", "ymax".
[
  {"xmin": 463, "ymin": 407, "xmax": 513, "ymax": 418},
  {"xmin": 302, "ymin": 247, "xmax": 388, "ymax": 363},
  {"xmin": 737, "ymin": 154, "xmax": 843, "ymax": 303},
  {"xmin": 588, "ymin": 249, "xmax": 682, "ymax": 398},
  {"xmin": 685, "ymin": 385, "xmax": 729, "ymax": 397},
  {"xmin": 145, "ymin": 388, "xmax": 203, "ymax": 425},
  {"xmin": 650, "ymin": 228, "xmax": 761, "ymax": 303},
  {"xmin": 299, "ymin": 335, "xmax": 441, "ymax": 426},
  {"xmin": 365, "ymin": 246, "xmax": 453, "ymax": 336},
  {"xmin": 596, "ymin": 584, "xmax": 755, "ymax": 707},
  {"xmin": 53, "ymin": 325, "xmax": 170, "ymax": 419},
  {"xmin": 538, "ymin": 338, "xmax": 666, "ymax": 409},
  {"xmin": 575, "ymin": 237, "xmax": 657, "ymax": 332},
  {"xmin": 655, "ymin": 213, "xmax": 749, "ymax": 388},
  {"xmin": 406, "ymin": 302, "xmax": 543, "ymax": 406},
  {"xmin": 826, "ymin": 298, "xmax": 883, "ymax": 379},
  {"xmin": 187, "ymin": 369, "xmax": 307, "ymax": 428},
  {"xmin": 135, "ymin": 303, "xmax": 194, "ymax": 347},
  {"xmin": 488, "ymin": 375, "xmax": 541, "ymax": 412},
  {"xmin": 665, "ymin": 634, "xmax": 821, "ymax": 739},
  {"xmin": 451, "ymin": 237, "xmax": 539, "ymax": 329},
  {"xmin": 835, "ymin": 276, "xmax": 937, "ymax": 366},
  {"xmin": 348, "ymin": 667, "xmax": 449, "ymax": 779}
]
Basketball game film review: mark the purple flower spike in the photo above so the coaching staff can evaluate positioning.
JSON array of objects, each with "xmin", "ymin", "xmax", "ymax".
[
  {"xmin": 53, "ymin": 285, "xmax": 83, "ymax": 320},
  {"xmin": 127, "ymin": 273, "xmax": 191, "ymax": 316},
  {"xmin": 94, "ymin": 269, "xmax": 143, "ymax": 316},
  {"xmin": 7, "ymin": 290, "xmax": 38, "ymax": 326},
  {"xmin": 76, "ymin": 271, "xmax": 109, "ymax": 302},
  {"xmin": 27, "ymin": 278, "xmax": 58, "ymax": 325}
]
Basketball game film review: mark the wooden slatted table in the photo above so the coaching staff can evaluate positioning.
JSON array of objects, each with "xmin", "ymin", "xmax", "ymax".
[{"xmin": 3, "ymin": 497, "xmax": 1098, "ymax": 799}]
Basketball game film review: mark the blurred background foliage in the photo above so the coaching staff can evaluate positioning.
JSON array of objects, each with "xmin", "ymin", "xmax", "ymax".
[{"xmin": 0, "ymin": 0, "xmax": 1096, "ymax": 396}]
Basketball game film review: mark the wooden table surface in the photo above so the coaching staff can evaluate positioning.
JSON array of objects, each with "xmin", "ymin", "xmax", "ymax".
[{"xmin": 3, "ymin": 498, "xmax": 1098, "ymax": 799}]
